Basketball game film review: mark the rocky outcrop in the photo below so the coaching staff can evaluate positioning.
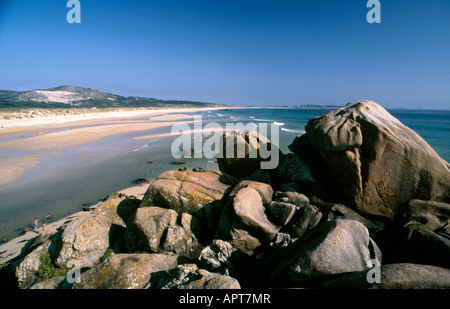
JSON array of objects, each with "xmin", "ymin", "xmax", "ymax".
[
  {"xmin": 2, "ymin": 101, "xmax": 449, "ymax": 290},
  {"xmin": 141, "ymin": 170, "xmax": 236, "ymax": 215},
  {"xmin": 55, "ymin": 214, "xmax": 111, "ymax": 269},
  {"xmin": 73, "ymin": 253, "xmax": 179, "ymax": 289},
  {"xmin": 259, "ymin": 219, "xmax": 381, "ymax": 286},
  {"xmin": 217, "ymin": 130, "xmax": 276, "ymax": 179},
  {"xmin": 126, "ymin": 207, "xmax": 178, "ymax": 253},
  {"xmin": 290, "ymin": 100, "xmax": 450, "ymax": 220}
]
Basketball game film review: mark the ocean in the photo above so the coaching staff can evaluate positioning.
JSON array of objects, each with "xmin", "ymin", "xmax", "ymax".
[{"xmin": 0, "ymin": 107, "xmax": 449, "ymax": 241}]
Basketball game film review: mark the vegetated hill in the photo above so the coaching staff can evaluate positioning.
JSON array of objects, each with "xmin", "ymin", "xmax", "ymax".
[{"xmin": 0, "ymin": 86, "xmax": 224, "ymax": 108}]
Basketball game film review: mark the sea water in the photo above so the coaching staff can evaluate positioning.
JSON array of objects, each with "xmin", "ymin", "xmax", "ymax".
[{"xmin": 0, "ymin": 107, "xmax": 449, "ymax": 241}]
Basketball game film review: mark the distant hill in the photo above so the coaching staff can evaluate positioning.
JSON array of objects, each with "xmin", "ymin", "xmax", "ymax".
[{"xmin": 0, "ymin": 86, "xmax": 224, "ymax": 108}]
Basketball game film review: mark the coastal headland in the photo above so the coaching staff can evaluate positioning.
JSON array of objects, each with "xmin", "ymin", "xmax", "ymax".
[{"xmin": 0, "ymin": 101, "xmax": 449, "ymax": 290}]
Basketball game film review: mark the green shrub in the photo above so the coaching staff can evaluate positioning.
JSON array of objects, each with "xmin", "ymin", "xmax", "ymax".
[
  {"xmin": 99, "ymin": 248, "xmax": 114, "ymax": 263},
  {"xmin": 36, "ymin": 253, "xmax": 68, "ymax": 283}
]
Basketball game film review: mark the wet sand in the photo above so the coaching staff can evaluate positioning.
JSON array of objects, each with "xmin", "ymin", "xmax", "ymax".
[
  {"xmin": 0, "ymin": 107, "xmax": 224, "ymax": 186},
  {"xmin": 0, "ymin": 106, "xmax": 226, "ymax": 240}
]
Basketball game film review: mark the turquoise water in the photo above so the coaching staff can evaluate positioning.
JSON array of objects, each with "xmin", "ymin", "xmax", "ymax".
[{"xmin": 0, "ymin": 107, "xmax": 449, "ymax": 241}]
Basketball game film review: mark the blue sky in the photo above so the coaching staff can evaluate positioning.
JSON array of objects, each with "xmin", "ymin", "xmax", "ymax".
[{"xmin": 0, "ymin": 0, "xmax": 449, "ymax": 109}]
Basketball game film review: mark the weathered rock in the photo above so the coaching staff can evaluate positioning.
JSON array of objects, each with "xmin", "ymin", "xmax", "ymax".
[
  {"xmin": 141, "ymin": 170, "xmax": 235, "ymax": 215},
  {"xmin": 29, "ymin": 276, "xmax": 65, "ymax": 289},
  {"xmin": 266, "ymin": 201, "xmax": 297, "ymax": 226},
  {"xmin": 233, "ymin": 187, "xmax": 280, "ymax": 242},
  {"xmin": 229, "ymin": 221, "xmax": 262, "ymax": 255},
  {"xmin": 213, "ymin": 184, "xmax": 278, "ymax": 255},
  {"xmin": 73, "ymin": 253, "xmax": 178, "ymax": 289},
  {"xmin": 126, "ymin": 207, "xmax": 177, "ymax": 253},
  {"xmin": 330, "ymin": 203, "xmax": 385, "ymax": 236},
  {"xmin": 323, "ymin": 263, "xmax": 450, "ymax": 289},
  {"xmin": 16, "ymin": 240, "xmax": 52, "ymax": 289},
  {"xmin": 179, "ymin": 212, "xmax": 205, "ymax": 258},
  {"xmin": 160, "ymin": 216, "xmax": 204, "ymax": 259},
  {"xmin": 270, "ymin": 233, "xmax": 292, "ymax": 248},
  {"xmin": 160, "ymin": 263, "xmax": 200, "ymax": 289},
  {"xmin": 395, "ymin": 199, "xmax": 450, "ymax": 233},
  {"xmin": 181, "ymin": 269, "xmax": 241, "ymax": 289},
  {"xmin": 277, "ymin": 153, "xmax": 315, "ymax": 183},
  {"xmin": 289, "ymin": 204, "xmax": 323, "ymax": 238},
  {"xmin": 290, "ymin": 100, "xmax": 450, "ymax": 220},
  {"xmin": 160, "ymin": 226, "xmax": 190, "ymax": 254},
  {"xmin": 199, "ymin": 239, "xmax": 237, "ymax": 274},
  {"xmin": 217, "ymin": 130, "xmax": 276, "ymax": 179},
  {"xmin": 376, "ymin": 199, "xmax": 450, "ymax": 268},
  {"xmin": 267, "ymin": 219, "xmax": 381, "ymax": 285},
  {"xmin": 273, "ymin": 191, "xmax": 309, "ymax": 208},
  {"xmin": 396, "ymin": 226, "xmax": 450, "ymax": 268},
  {"xmin": 55, "ymin": 214, "xmax": 111, "ymax": 268},
  {"xmin": 234, "ymin": 180, "xmax": 274, "ymax": 205},
  {"xmin": 93, "ymin": 196, "xmax": 141, "ymax": 228},
  {"xmin": 161, "ymin": 264, "xmax": 241, "ymax": 289}
]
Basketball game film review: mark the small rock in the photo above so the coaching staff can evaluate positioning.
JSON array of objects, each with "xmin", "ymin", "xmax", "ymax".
[
  {"xmin": 266, "ymin": 201, "xmax": 297, "ymax": 226},
  {"xmin": 134, "ymin": 178, "xmax": 149, "ymax": 185},
  {"xmin": 274, "ymin": 191, "xmax": 309, "ymax": 207},
  {"xmin": 289, "ymin": 204, "xmax": 323, "ymax": 238}
]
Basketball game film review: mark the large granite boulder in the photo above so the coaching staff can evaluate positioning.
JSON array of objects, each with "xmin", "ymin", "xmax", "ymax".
[
  {"xmin": 230, "ymin": 187, "xmax": 280, "ymax": 251},
  {"xmin": 290, "ymin": 100, "xmax": 450, "ymax": 220},
  {"xmin": 141, "ymin": 170, "xmax": 236, "ymax": 215},
  {"xmin": 217, "ymin": 130, "xmax": 277, "ymax": 179},
  {"xmin": 126, "ymin": 207, "xmax": 178, "ymax": 253},
  {"xmin": 55, "ymin": 214, "xmax": 111, "ymax": 269},
  {"xmin": 214, "ymin": 181, "xmax": 279, "ymax": 255},
  {"xmin": 73, "ymin": 253, "xmax": 178, "ymax": 289},
  {"xmin": 93, "ymin": 194, "xmax": 141, "ymax": 228},
  {"xmin": 260, "ymin": 219, "xmax": 381, "ymax": 286}
]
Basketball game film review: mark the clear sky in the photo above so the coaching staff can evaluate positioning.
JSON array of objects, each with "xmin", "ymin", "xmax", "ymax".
[{"xmin": 0, "ymin": 0, "xmax": 449, "ymax": 109}]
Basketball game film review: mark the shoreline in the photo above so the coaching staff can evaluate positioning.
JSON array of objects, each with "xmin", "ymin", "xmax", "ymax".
[
  {"xmin": 0, "ymin": 106, "xmax": 227, "ymax": 242},
  {"xmin": 0, "ymin": 106, "xmax": 227, "ymax": 187},
  {"xmin": 0, "ymin": 183, "xmax": 149, "ymax": 267},
  {"xmin": 0, "ymin": 106, "xmax": 231, "ymax": 129},
  {"xmin": 0, "ymin": 101, "xmax": 449, "ymax": 289}
]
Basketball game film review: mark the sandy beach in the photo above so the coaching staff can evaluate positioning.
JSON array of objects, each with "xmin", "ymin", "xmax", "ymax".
[{"xmin": 0, "ymin": 107, "xmax": 227, "ymax": 187}]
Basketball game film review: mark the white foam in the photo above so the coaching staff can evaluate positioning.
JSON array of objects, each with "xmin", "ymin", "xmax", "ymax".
[
  {"xmin": 281, "ymin": 128, "xmax": 306, "ymax": 134},
  {"xmin": 133, "ymin": 138, "xmax": 163, "ymax": 152}
]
